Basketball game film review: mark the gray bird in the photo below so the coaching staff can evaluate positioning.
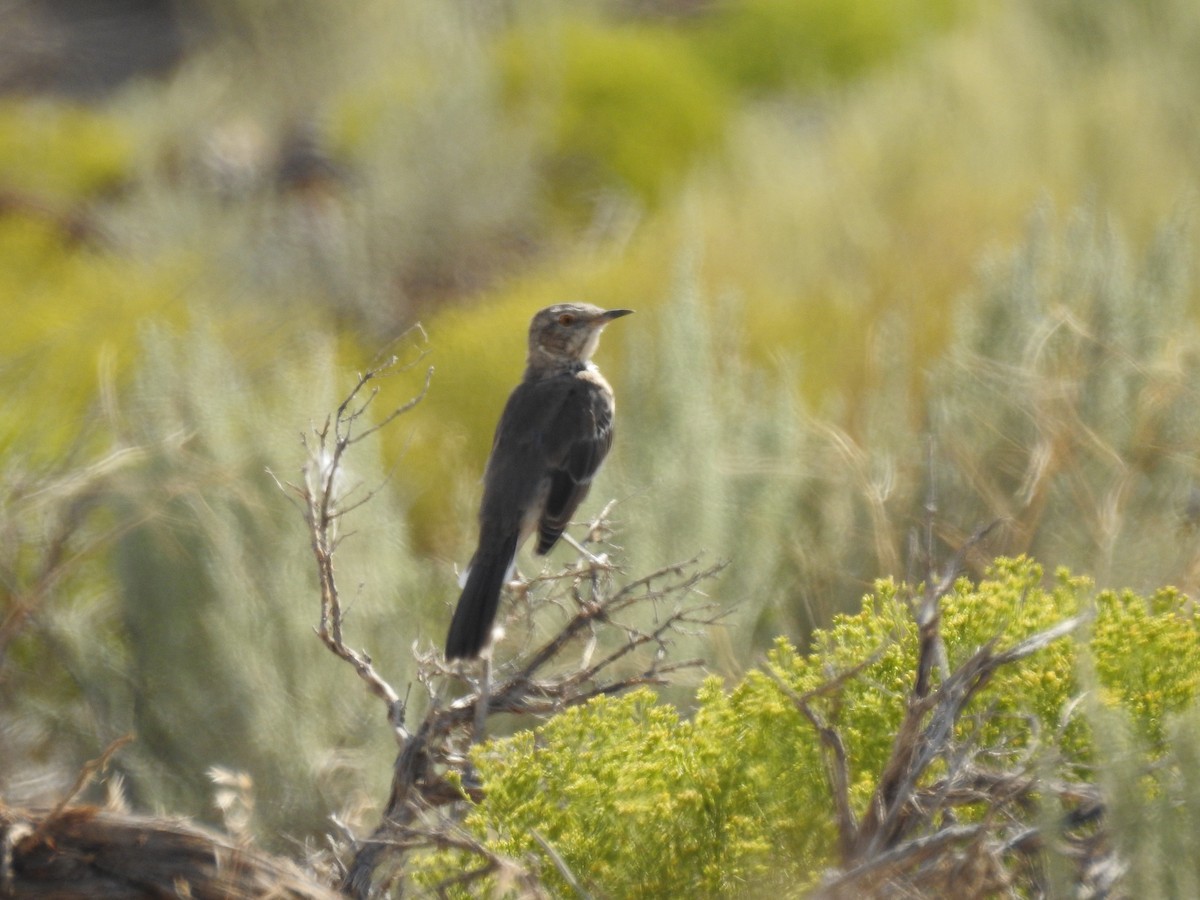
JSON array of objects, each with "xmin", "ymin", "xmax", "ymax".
[{"xmin": 445, "ymin": 303, "xmax": 633, "ymax": 660}]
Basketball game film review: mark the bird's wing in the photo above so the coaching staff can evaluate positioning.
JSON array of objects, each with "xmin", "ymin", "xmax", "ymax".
[
  {"xmin": 477, "ymin": 374, "xmax": 614, "ymax": 554},
  {"xmin": 534, "ymin": 376, "xmax": 614, "ymax": 554},
  {"xmin": 477, "ymin": 378, "xmax": 578, "ymax": 528}
]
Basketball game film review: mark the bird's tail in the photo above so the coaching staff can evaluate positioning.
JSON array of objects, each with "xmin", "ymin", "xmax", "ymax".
[{"xmin": 445, "ymin": 531, "xmax": 520, "ymax": 660}]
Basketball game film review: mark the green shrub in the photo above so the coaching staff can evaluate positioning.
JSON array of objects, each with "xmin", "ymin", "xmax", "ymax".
[
  {"xmin": 0, "ymin": 100, "xmax": 132, "ymax": 199},
  {"xmin": 693, "ymin": 0, "xmax": 964, "ymax": 94},
  {"xmin": 498, "ymin": 18, "xmax": 729, "ymax": 210},
  {"xmin": 412, "ymin": 558, "xmax": 1200, "ymax": 895},
  {"xmin": 1091, "ymin": 586, "xmax": 1200, "ymax": 750},
  {"xmin": 0, "ymin": 216, "xmax": 194, "ymax": 460}
]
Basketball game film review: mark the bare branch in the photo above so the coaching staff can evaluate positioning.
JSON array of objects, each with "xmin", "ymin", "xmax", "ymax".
[
  {"xmin": 333, "ymin": 543, "xmax": 726, "ymax": 895},
  {"xmin": 787, "ymin": 593, "xmax": 1089, "ymax": 896},
  {"xmin": 530, "ymin": 829, "xmax": 595, "ymax": 900},
  {"xmin": 811, "ymin": 823, "xmax": 988, "ymax": 899},
  {"xmin": 288, "ymin": 343, "xmax": 727, "ymax": 897},
  {"xmin": 287, "ymin": 346, "xmax": 434, "ymax": 745},
  {"xmin": 35, "ymin": 734, "xmax": 135, "ymax": 835},
  {"xmin": 763, "ymin": 649, "xmax": 891, "ymax": 859}
]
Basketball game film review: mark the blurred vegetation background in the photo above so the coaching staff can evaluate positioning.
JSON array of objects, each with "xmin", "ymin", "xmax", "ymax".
[{"xmin": 3, "ymin": 0, "xmax": 1200, "ymax": 850}]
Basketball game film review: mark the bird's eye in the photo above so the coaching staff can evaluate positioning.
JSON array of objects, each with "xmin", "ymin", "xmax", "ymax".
[{"xmin": 557, "ymin": 313, "xmax": 575, "ymax": 326}]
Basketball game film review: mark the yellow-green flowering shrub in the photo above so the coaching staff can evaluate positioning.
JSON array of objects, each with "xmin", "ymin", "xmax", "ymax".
[
  {"xmin": 415, "ymin": 558, "xmax": 1200, "ymax": 895},
  {"xmin": 0, "ymin": 100, "xmax": 131, "ymax": 199},
  {"xmin": 498, "ymin": 19, "xmax": 728, "ymax": 210},
  {"xmin": 1092, "ymin": 586, "xmax": 1200, "ymax": 749}
]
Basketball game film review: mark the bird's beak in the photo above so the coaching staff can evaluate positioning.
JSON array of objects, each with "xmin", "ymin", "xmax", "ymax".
[{"xmin": 596, "ymin": 308, "xmax": 634, "ymax": 324}]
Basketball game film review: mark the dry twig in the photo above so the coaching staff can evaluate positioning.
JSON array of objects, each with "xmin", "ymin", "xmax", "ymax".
[{"xmin": 276, "ymin": 331, "xmax": 433, "ymax": 741}]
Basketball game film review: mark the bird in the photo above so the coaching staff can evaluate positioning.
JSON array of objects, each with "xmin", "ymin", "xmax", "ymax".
[{"xmin": 444, "ymin": 303, "xmax": 633, "ymax": 660}]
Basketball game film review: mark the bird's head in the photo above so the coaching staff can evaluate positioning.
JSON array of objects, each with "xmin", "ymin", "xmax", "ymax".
[{"xmin": 526, "ymin": 303, "xmax": 633, "ymax": 373}]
